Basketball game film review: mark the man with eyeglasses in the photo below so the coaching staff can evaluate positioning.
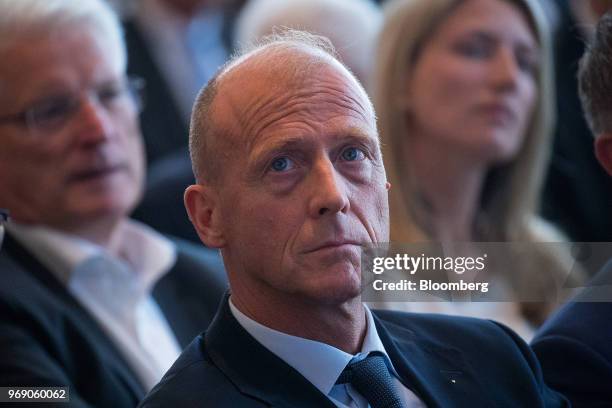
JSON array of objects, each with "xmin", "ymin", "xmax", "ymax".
[{"xmin": 0, "ymin": 0, "xmax": 226, "ymax": 406}]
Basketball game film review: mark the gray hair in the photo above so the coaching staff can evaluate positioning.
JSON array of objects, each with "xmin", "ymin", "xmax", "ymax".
[
  {"xmin": 578, "ymin": 11, "xmax": 612, "ymax": 137},
  {"xmin": 189, "ymin": 29, "xmax": 374, "ymax": 184},
  {"xmin": 0, "ymin": 0, "xmax": 125, "ymax": 69}
]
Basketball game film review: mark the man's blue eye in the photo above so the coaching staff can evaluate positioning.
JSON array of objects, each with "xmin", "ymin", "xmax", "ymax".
[
  {"xmin": 341, "ymin": 147, "xmax": 365, "ymax": 161},
  {"xmin": 271, "ymin": 157, "xmax": 293, "ymax": 172}
]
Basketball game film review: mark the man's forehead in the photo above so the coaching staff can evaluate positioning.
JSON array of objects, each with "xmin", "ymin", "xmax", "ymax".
[
  {"xmin": 0, "ymin": 29, "xmax": 123, "ymax": 104},
  {"xmin": 212, "ymin": 46, "xmax": 374, "ymax": 143}
]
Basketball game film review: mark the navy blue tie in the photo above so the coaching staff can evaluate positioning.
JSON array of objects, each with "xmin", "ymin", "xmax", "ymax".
[{"xmin": 336, "ymin": 352, "xmax": 404, "ymax": 408}]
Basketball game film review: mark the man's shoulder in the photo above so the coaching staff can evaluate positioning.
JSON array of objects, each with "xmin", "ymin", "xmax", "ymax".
[
  {"xmin": 372, "ymin": 307, "xmax": 520, "ymax": 342},
  {"xmin": 533, "ymin": 260, "xmax": 612, "ymax": 350},
  {"xmin": 139, "ymin": 334, "xmax": 262, "ymax": 408},
  {"xmin": 0, "ymin": 239, "xmax": 61, "ymax": 311},
  {"xmin": 530, "ymin": 261, "xmax": 612, "ymax": 404},
  {"xmin": 372, "ymin": 308, "xmax": 538, "ymax": 370}
]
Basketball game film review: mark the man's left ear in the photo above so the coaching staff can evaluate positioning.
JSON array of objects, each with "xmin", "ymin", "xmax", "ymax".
[
  {"xmin": 595, "ymin": 133, "xmax": 612, "ymax": 177},
  {"xmin": 184, "ymin": 184, "xmax": 227, "ymax": 248}
]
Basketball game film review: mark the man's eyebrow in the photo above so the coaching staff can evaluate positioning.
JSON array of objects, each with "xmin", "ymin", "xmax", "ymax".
[
  {"xmin": 249, "ymin": 136, "xmax": 311, "ymax": 163},
  {"xmin": 249, "ymin": 129, "xmax": 377, "ymax": 160},
  {"xmin": 337, "ymin": 131, "xmax": 378, "ymax": 147}
]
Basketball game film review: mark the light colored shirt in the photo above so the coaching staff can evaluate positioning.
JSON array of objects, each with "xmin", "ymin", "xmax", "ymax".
[
  {"xmin": 229, "ymin": 300, "xmax": 425, "ymax": 408},
  {"xmin": 135, "ymin": 0, "xmax": 228, "ymax": 123},
  {"xmin": 8, "ymin": 220, "xmax": 182, "ymax": 390}
]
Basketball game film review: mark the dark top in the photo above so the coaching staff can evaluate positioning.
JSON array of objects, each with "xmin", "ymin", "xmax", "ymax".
[
  {"xmin": 0, "ymin": 232, "xmax": 228, "ymax": 407},
  {"xmin": 123, "ymin": 19, "xmax": 188, "ymax": 167},
  {"xmin": 140, "ymin": 295, "xmax": 567, "ymax": 408},
  {"xmin": 542, "ymin": 0, "xmax": 612, "ymax": 242},
  {"xmin": 532, "ymin": 260, "xmax": 612, "ymax": 407}
]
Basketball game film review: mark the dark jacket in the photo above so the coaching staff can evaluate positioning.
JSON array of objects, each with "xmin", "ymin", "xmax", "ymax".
[
  {"xmin": 141, "ymin": 295, "xmax": 567, "ymax": 407},
  {"xmin": 0, "ymin": 233, "xmax": 227, "ymax": 407},
  {"xmin": 532, "ymin": 260, "xmax": 612, "ymax": 407}
]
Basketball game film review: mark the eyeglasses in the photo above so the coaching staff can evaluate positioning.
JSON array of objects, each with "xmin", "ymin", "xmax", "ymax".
[{"xmin": 0, "ymin": 76, "xmax": 145, "ymax": 136}]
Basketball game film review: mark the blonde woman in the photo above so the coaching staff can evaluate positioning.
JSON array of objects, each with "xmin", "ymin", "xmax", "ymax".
[{"xmin": 371, "ymin": 0, "xmax": 580, "ymax": 339}]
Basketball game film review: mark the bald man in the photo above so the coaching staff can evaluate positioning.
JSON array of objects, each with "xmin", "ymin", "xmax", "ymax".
[{"xmin": 140, "ymin": 32, "xmax": 566, "ymax": 408}]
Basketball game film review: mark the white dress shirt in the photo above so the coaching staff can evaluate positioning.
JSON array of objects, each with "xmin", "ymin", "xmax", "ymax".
[
  {"xmin": 229, "ymin": 300, "xmax": 425, "ymax": 408},
  {"xmin": 8, "ymin": 220, "xmax": 182, "ymax": 390}
]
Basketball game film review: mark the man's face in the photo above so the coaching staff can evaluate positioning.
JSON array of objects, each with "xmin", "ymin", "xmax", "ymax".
[
  {"xmin": 0, "ymin": 26, "xmax": 144, "ymax": 231},
  {"xmin": 213, "ymin": 58, "xmax": 389, "ymax": 305}
]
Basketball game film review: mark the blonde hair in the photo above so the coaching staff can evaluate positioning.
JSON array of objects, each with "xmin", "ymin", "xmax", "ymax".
[{"xmin": 372, "ymin": 0, "xmax": 578, "ymax": 325}]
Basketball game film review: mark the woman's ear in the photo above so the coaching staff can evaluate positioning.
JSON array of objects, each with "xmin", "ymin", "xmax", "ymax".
[
  {"xmin": 595, "ymin": 133, "xmax": 612, "ymax": 177},
  {"xmin": 184, "ymin": 184, "xmax": 226, "ymax": 248}
]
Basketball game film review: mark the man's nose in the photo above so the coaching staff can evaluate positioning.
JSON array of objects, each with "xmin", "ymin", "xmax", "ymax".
[
  {"xmin": 308, "ymin": 158, "xmax": 350, "ymax": 217},
  {"xmin": 72, "ymin": 95, "xmax": 116, "ymax": 144}
]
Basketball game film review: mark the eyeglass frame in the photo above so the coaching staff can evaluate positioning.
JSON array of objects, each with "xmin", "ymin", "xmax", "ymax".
[{"xmin": 0, "ymin": 75, "xmax": 145, "ymax": 136}]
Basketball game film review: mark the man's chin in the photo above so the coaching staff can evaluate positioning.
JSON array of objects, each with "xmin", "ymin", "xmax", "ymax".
[{"xmin": 304, "ymin": 278, "xmax": 362, "ymax": 306}]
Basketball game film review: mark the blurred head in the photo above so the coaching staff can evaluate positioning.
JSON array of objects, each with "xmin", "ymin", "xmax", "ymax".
[
  {"xmin": 185, "ymin": 31, "xmax": 389, "ymax": 306},
  {"xmin": 149, "ymin": 0, "xmax": 208, "ymax": 17},
  {"xmin": 579, "ymin": 10, "xmax": 612, "ymax": 177},
  {"xmin": 0, "ymin": 0, "xmax": 145, "ymax": 234},
  {"xmin": 588, "ymin": 0, "xmax": 612, "ymax": 19},
  {"xmin": 234, "ymin": 0, "xmax": 382, "ymax": 85},
  {"xmin": 373, "ymin": 0, "xmax": 554, "ymax": 240}
]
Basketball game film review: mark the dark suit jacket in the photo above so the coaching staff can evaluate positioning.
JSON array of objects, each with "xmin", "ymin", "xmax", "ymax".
[
  {"xmin": 532, "ymin": 260, "xmax": 612, "ymax": 407},
  {"xmin": 542, "ymin": 0, "xmax": 612, "ymax": 242},
  {"xmin": 140, "ymin": 295, "xmax": 567, "ymax": 407},
  {"xmin": 0, "ymin": 232, "xmax": 228, "ymax": 407}
]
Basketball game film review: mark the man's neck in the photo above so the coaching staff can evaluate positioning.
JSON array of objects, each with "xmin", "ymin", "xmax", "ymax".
[
  {"xmin": 52, "ymin": 216, "xmax": 124, "ymax": 254},
  {"xmin": 230, "ymin": 287, "xmax": 367, "ymax": 354}
]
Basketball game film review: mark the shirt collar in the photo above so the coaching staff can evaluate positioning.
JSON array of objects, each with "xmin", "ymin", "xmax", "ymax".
[
  {"xmin": 229, "ymin": 299, "xmax": 397, "ymax": 396},
  {"xmin": 7, "ymin": 219, "xmax": 176, "ymax": 290}
]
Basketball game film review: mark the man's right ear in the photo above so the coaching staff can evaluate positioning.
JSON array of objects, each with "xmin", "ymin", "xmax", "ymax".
[
  {"xmin": 595, "ymin": 133, "xmax": 612, "ymax": 177},
  {"xmin": 184, "ymin": 184, "xmax": 226, "ymax": 248}
]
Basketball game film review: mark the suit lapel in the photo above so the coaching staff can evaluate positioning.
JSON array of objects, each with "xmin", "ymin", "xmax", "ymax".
[
  {"xmin": 152, "ymin": 266, "xmax": 205, "ymax": 348},
  {"xmin": 205, "ymin": 296, "xmax": 337, "ymax": 408},
  {"xmin": 373, "ymin": 312, "xmax": 486, "ymax": 408},
  {"xmin": 2, "ymin": 234, "xmax": 147, "ymax": 401}
]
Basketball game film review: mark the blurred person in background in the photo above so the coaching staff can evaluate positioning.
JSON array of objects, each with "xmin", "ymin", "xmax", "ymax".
[
  {"xmin": 234, "ymin": 0, "xmax": 382, "ymax": 86},
  {"xmin": 370, "ymin": 0, "xmax": 580, "ymax": 339},
  {"xmin": 541, "ymin": 0, "xmax": 612, "ymax": 243},
  {"xmin": 123, "ymin": 0, "xmax": 241, "ymax": 164},
  {"xmin": 0, "ymin": 0, "xmax": 226, "ymax": 405},
  {"xmin": 532, "ymin": 10, "xmax": 612, "ymax": 406},
  {"xmin": 127, "ymin": 0, "xmax": 247, "ymax": 243}
]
